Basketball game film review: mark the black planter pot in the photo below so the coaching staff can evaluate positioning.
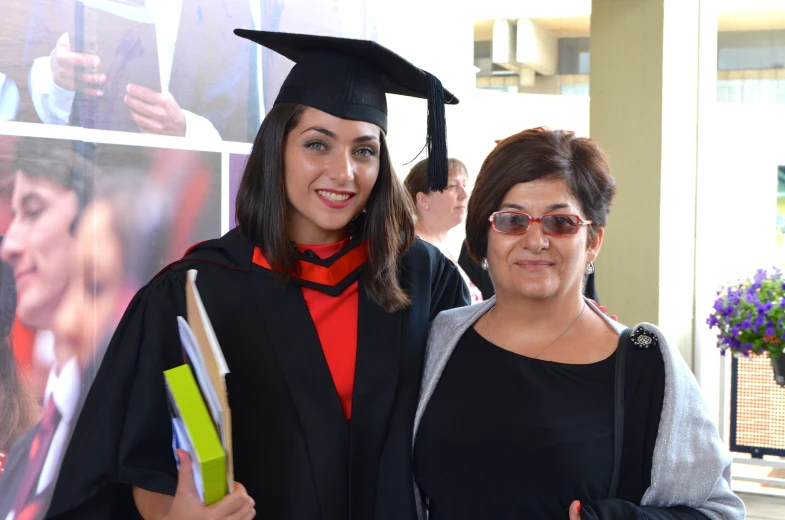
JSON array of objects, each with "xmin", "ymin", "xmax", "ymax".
[{"xmin": 773, "ymin": 355, "xmax": 785, "ymax": 387}]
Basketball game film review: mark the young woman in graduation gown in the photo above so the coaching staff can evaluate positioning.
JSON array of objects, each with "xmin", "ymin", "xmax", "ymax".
[
  {"xmin": 412, "ymin": 128, "xmax": 745, "ymax": 520},
  {"xmin": 44, "ymin": 31, "xmax": 470, "ymax": 520}
]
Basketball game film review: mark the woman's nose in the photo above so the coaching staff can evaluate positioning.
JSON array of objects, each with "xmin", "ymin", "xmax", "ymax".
[
  {"xmin": 521, "ymin": 220, "xmax": 548, "ymax": 252},
  {"xmin": 329, "ymin": 152, "xmax": 355, "ymax": 185}
]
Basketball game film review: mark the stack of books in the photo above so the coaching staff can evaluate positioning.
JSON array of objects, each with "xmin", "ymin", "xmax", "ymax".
[{"xmin": 164, "ymin": 269, "xmax": 233, "ymax": 505}]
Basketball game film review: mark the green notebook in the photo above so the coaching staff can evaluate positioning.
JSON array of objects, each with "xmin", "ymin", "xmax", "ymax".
[{"xmin": 164, "ymin": 364, "xmax": 227, "ymax": 505}]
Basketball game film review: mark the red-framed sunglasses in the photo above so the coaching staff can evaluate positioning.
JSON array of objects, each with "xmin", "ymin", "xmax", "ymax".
[{"xmin": 488, "ymin": 211, "xmax": 592, "ymax": 236}]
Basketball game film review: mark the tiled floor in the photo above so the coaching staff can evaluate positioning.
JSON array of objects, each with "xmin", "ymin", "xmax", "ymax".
[{"xmin": 739, "ymin": 493, "xmax": 784, "ymax": 520}]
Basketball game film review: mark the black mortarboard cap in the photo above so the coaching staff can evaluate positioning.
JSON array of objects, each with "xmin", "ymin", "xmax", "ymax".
[{"xmin": 234, "ymin": 29, "xmax": 458, "ymax": 191}]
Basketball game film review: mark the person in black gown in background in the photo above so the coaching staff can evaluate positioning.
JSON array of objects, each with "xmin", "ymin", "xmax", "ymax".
[
  {"xmin": 42, "ymin": 30, "xmax": 469, "ymax": 520},
  {"xmin": 413, "ymin": 128, "xmax": 744, "ymax": 520},
  {"xmin": 403, "ymin": 158, "xmax": 483, "ymax": 303}
]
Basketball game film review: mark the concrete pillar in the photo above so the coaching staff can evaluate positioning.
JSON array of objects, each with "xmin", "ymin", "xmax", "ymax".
[{"xmin": 590, "ymin": 0, "xmax": 717, "ymax": 366}]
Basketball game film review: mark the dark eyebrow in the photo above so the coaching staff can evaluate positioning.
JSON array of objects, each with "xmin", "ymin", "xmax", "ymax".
[
  {"xmin": 499, "ymin": 202, "xmax": 571, "ymax": 212},
  {"xmin": 301, "ymin": 127, "xmax": 337, "ymax": 139},
  {"xmin": 300, "ymin": 127, "xmax": 379, "ymax": 144}
]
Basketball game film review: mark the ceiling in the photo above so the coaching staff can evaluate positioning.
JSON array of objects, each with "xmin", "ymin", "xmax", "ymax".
[{"xmin": 473, "ymin": 1, "xmax": 785, "ymax": 40}]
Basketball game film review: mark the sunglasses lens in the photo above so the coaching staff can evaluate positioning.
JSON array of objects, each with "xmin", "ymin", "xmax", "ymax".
[
  {"xmin": 542, "ymin": 215, "xmax": 581, "ymax": 235},
  {"xmin": 494, "ymin": 212, "xmax": 530, "ymax": 233}
]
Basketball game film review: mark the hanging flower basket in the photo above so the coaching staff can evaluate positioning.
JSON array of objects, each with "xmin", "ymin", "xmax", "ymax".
[{"xmin": 707, "ymin": 267, "xmax": 785, "ymax": 387}]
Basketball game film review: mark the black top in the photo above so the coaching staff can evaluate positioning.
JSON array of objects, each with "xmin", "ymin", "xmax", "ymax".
[
  {"xmin": 414, "ymin": 327, "xmax": 616, "ymax": 519},
  {"xmin": 414, "ymin": 324, "xmax": 711, "ymax": 520},
  {"xmin": 39, "ymin": 229, "xmax": 470, "ymax": 520}
]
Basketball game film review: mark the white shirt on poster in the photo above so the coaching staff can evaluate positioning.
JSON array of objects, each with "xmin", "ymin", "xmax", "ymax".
[
  {"xmin": 0, "ymin": 73, "xmax": 20, "ymax": 120},
  {"xmin": 29, "ymin": 0, "xmax": 220, "ymax": 140}
]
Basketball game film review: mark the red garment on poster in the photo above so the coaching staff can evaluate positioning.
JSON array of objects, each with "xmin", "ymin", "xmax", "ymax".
[{"xmin": 11, "ymin": 318, "xmax": 34, "ymax": 374}]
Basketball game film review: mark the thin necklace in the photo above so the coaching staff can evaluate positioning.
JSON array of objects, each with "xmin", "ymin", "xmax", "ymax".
[{"xmin": 485, "ymin": 300, "xmax": 587, "ymax": 359}]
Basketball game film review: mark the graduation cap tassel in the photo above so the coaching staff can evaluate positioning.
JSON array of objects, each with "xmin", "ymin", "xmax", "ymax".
[{"xmin": 426, "ymin": 73, "xmax": 449, "ymax": 192}]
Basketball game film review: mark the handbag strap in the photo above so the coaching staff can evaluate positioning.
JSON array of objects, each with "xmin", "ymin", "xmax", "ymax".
[{"xmin": 607, "ymin": 327, "xmax": 632, "ymax": 499}]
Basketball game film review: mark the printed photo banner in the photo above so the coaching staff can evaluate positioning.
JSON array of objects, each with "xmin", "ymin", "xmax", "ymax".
[{"xmin": 0, "ymin": 1, "xmax": 378, "ymax": 518}]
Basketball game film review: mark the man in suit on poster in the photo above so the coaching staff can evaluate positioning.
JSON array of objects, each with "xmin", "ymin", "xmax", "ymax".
[
  {"xmin": 0, "ymin": 176, "xmax": 174, "ymax": 520},
  {"xmin": 0, "ymin": 138, "xmax": 101, "ymax": 520}
]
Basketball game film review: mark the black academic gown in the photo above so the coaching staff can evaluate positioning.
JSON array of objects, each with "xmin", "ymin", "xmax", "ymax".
[{"xmin": 44, "ymin": 228, "xmax": 470, "ymax": 520}]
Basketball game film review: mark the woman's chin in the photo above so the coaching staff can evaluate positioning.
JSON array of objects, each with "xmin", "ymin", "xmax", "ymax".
[{"xmin": 511, "ymin": 280, "xmax": 558, "ymax": 300}]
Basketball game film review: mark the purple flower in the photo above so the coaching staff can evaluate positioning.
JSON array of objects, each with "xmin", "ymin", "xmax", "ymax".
[
  {"xmin": 760, "ymin": 302, "xmax": 774, "ymax": 312},
  {"xmin": 755, "ymin": 315, "xmax": 766, "ymax": 327},
  {"xmin": 728, "ymin": 287, "xmax": 743, "ymax": 304},
  {"xmin": 713, "ymin": 299, "xmax": 725, "ymax": 312},
  {"xmin": 731, "ymin": 325, "xmax": 740, "ymax": 336},
  {"xmin": 724, "ymin": 305, "xmax": 734, "ymax": 317},
  {"xmin": 754, "ymin": 269, "xmax": 767, "ymax": 283},
  {"xmin": 741, "ymin": 319, "xmax": 752, "ymax": 329},
  {"xmin": 767, "ymin": 326, "xmax": 776, "ymax": 336},
  {"xmin": 780, "ymin": 297, "xmax": 785, "ymax": 308},
  {"xmin": 707, "ymin": 315, "xmax": 719, "ymax": 328}
]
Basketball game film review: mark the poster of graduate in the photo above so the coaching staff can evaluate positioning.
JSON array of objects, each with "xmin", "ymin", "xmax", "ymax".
[{"xmin": 0, "ymin": 1, "xmax": 378, "ymax": 518}]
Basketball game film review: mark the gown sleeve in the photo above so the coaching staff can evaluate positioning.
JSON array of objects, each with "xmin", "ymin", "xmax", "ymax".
[
  {"xmin": 428, "ymin": 247, "xmax": 471, "ymax": 321},
  {"xmin": 47, "ymin": 269, "xmax": 189, "ymax": 518}
]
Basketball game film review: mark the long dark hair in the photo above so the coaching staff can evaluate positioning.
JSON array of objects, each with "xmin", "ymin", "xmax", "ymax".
[
  {"xmin": 236, "ymin": 103, "xmax": 415, "ymax": 312},
  {"xmin": 0, "ymin": 260, "xmax": 36, "ymax": 453}
]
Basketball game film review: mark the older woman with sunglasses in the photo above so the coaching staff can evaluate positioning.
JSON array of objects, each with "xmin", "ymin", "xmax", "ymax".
[{"xmin": 412, "ymin": 128, "xmax": 745, "ymax": 520}]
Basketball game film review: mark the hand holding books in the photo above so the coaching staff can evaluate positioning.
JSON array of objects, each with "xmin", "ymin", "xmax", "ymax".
[
  {"xmin": 160, "ymin": 270, "xmax": 254, "ymax": 519},
  {"xmin": 123, "ymin": 84, "xmax": 187, "ymax": 136},
  {"xmin": 51, "ymin": 32, "xmax": 106, "ymax": 97},
  {"xmin": 160, "ymin": 449, "xmax": 255, "ymax": 520}
]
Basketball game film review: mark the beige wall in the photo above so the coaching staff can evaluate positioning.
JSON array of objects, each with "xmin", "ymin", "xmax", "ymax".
[{"xmin": 589, "ymin": 0, "xmax": 715, "ymax": 368}]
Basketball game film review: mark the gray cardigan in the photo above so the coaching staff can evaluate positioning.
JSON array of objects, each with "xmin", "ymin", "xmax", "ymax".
[{"xmin": 413, "ymin": 297, "xmax": 746, "ymax": 520}]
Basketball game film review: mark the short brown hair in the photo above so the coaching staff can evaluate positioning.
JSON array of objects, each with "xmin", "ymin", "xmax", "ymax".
[
  {"xmin": 12, "ymin": 137, "xmax": 95, "ymax": 210},
  {"xmin": 11, "ymin": 137, "xmax": 98, "ymax": 234},
  {"xmin": 403, "ymin": 157, "xmax": 468, "ymax": 207},
  {"xmin": 465, "ymin": 127, "xmax": 616, "ymax": 263},
  {"xmin": 236, "ymin": 103, "xmax": 415, "ymax": 312}
]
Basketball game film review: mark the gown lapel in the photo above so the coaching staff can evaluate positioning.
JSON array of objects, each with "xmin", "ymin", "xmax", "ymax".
[
  {"xmin": 349, "ymin": 282, "xmax": 401, "ymax": 518},
  {"xmin": 249, "ymin": 270, "xmax": 350, "ymax": 520}
]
